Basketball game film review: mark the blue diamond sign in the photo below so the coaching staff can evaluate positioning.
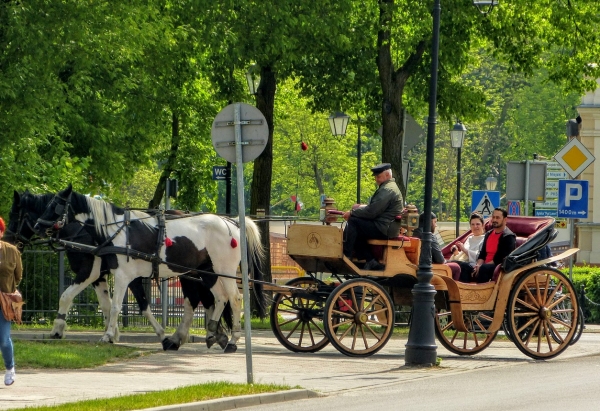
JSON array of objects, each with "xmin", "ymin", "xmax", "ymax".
[{"xmin": 557, "ymin": 180, "xmax": 588, "ymax": 219}]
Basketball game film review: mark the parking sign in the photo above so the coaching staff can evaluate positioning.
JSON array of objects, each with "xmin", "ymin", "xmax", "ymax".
[{"xmin": 557, "ymin": 180, "xmax": 588, "ymax": 219}]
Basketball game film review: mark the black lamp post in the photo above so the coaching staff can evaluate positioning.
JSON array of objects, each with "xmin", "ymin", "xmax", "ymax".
[
  {"xmin": 405, "ymin": 0, "xmax": 497, "ymax": 366},
  {"xmin": 328, "ymin": 112, "xmax": 356, "ymax": 201},
  {"xmin": 451, "ymin": 121, "xmax": 467, "ymax": 237},
  {"xmin": 485, "ymin": 175, "xmax": 498, "ymax": 191}
]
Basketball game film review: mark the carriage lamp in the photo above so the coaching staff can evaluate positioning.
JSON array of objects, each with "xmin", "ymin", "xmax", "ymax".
[
  {"xmin": 485, "ymin": 175, "xmax": 498, "ymax": 191},
  {"xmin": 245, "ymin": 64, "xmax": 260, "ymax": 95},
  {"xmin": 328, "ymin": 112, "xmax": 350, "ymax": 137},
  {"xmin": 473, "ymin": 0, "xmax": 498, "ymax": 14},
  {"xmin": 451, "ymin": 121, "xmax": 467, "ymax": 237}
]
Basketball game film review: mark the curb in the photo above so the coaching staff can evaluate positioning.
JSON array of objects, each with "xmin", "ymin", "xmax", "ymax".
[{"xmin": 133, "ymin": 389, "xmax": 323, "ymax": 411}]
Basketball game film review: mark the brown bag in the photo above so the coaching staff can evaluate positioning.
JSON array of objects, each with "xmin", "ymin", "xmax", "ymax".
[{"xmin": 0, "ymin": 290, "xmax": 24, "ymax": 324}]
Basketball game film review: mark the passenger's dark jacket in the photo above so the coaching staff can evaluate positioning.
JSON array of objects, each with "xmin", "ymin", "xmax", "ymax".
[
  {"xmin": 477, "ymin": 226, "xmax": 516, "ymax": 266},
  {"xmin": 412, "ymin": 227, "xmax": 445, "ymax": 264},
  {"xmin": 350, "ymin": 178, "xmax": 403, "ymax": 237}
]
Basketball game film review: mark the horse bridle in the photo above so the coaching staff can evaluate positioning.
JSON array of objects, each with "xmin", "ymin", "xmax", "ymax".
[
  {"xmin": 6, "ymin": 208, "xmax": 35, "ymax": 248},
  {"xmin": 36, "ymin": 193, "xmax": 71, "ymax": 236}
]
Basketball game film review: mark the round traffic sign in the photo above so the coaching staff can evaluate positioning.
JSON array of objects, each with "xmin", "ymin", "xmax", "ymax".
[{"xmin": 211, "ymin": 103, "xmax": 268, "ymax": 163}]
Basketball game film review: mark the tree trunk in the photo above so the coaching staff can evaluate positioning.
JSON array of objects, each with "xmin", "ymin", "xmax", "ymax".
[
  {"xmin": 149, "ymin": 112, "xmax": 180, "ymax": 209},
  {"xmin": 250, "ymin": 65, "xmax": 276, "ymax": 315},
  {"xmin": 377, "ymin": 0, "xmax": 427, "ymax": 200}
]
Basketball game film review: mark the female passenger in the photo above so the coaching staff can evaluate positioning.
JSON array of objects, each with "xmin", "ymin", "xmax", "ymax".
[{"xmin": 449, "ymin": 213, "xmax": 486, "ymax": 282}]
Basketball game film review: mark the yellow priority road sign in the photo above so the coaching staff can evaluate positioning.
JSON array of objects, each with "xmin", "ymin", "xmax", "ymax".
[{"xmin": 554, "ymin": 138, "xmax": 595, "ymax": 179}]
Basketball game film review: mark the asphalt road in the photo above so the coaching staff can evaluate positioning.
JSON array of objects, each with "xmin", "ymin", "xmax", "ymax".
[{"xmin": 237, "ymin": 352, "xmax": 600, "ymax": 411}]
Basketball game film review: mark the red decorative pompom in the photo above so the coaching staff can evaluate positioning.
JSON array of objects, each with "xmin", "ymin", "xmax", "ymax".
[
  {"xmin": 165, "ymin": 237, "xmax": 173, "ymax": 247},
  {"xmin": 301, "ymin": 141, "xmax": 308, "ymax": 151},
  {"xmin": 230, "ymin": 238, "xmax": 238, "ymax": 248}
]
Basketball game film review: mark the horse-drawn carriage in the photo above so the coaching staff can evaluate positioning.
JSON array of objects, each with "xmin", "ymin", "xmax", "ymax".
[{"xmin": 270, "ymin": 214, "xmax": 581, "ymax": 360}]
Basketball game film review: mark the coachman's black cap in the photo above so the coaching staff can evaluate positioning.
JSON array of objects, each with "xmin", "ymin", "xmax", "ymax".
[{"xmin": 371, "ymin": 163, "xmax": 391, "ymax": 175}]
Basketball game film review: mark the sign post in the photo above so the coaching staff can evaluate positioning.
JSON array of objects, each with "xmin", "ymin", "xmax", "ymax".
[{"xmin": 211, "ymin": 103, "xmax": 267, "ymax": 383}]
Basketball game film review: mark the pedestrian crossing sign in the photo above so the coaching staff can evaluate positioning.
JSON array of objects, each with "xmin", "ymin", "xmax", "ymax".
[{"xmin": 471, "ymin": 190, "xmax": 500, "ymax": 217}]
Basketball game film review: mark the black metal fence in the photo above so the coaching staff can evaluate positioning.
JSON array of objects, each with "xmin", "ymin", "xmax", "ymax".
[{"xmin": 20, "ymin": 248, "xmax": 206, "ymax": 329}]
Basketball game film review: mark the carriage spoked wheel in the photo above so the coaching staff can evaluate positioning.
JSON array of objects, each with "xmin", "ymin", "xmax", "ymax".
[
  {"xmin": 434, "ymin": 309, "xmax": 497, "ymax": 355},
  {"xmin": 323, "ymin": 278, "xmax": 394, "ymax": 357},
  {"xmin": 507, "ymin": 267, "xmax": 579, "ymax": 360},
  {"xmin": 270, "ymin": 277, "xmax": 329, "ymax": 353}
]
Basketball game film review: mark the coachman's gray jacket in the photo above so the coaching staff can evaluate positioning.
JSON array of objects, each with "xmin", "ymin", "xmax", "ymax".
[{"xmin": 350, "ymin": 178, "xmax": 403, "ymax": 237}]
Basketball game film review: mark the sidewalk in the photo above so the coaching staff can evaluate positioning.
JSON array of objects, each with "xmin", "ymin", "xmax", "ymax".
[{"xmin": 3, "ymin": 327, "xmax": 600, "ymax": 411}]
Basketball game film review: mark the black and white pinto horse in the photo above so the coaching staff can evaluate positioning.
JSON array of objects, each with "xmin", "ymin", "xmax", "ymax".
[
  {"xmin": 34, "ymin": 185, "xmax": 265, "ymax": 352},
  {"xmin": 6, "ymin": 191, "xmax": 161, "ymax": 345}
]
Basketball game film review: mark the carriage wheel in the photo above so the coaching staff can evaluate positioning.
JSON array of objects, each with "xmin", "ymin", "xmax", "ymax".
[
  {"xmin": 507, "ymin": 267, "xmax": 578, "ymax": 360},
  {"xmin": 323, "ymin": 278, "xmax": 394, "ymax": 357},
  {"xmin": 435, "ymin": 309, "xmax": 497, "ymax": 355},
  {"xmin": 270, "ymin": 277, "xmax": 329, "ymax": 353}
]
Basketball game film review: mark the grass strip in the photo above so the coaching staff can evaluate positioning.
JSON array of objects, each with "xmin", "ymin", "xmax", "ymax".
[
  {"xmin": 14, "ymin": 340, "xmax": 146, "ymax": 369},
  {"xmin": 11, "ymin": 381, "xmax": 292, "ymax": 411}
]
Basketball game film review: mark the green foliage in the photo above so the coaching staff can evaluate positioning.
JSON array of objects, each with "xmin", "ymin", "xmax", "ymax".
[{"xmin": 565, "ymin": 265, "xmax": 600, "ymax": 323}]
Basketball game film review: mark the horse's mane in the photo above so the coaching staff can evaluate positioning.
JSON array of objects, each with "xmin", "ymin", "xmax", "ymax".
[
  {"xmin": 21, "ymin": 192, "xmax": 55, "ymax": 214},
  {"xmin": 75, "ymin": 193, "xmax": 154, "ymax": 238}
]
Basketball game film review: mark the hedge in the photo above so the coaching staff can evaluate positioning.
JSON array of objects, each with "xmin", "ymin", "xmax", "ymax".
[{"xmin": 562, "ymin": 265, "xmax": 600, "ymax": 323}]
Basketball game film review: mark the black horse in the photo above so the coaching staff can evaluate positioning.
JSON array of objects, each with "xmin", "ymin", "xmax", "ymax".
[{"xmin": 8, "ymin": 190, "xmax": 234, "ymax": 350}]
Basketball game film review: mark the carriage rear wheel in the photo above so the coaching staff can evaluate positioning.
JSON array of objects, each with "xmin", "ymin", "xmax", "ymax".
[
  {"xmin": 270, "ymin": 277, "xmax": 329, "ymax": 353},
  {"xmin": 507, "ymin": 267, "xmax": 578, "ymax": 360},
  {"xmin": 435, "ymin": 309, "xmax": 497, "ymax": 355},
  {"xmin": 323, "ymin": 278, "xmax": 394, "ymax": 357}
]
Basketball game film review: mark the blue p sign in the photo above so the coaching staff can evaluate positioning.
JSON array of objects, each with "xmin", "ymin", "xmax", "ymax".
[{"xmin": 558, "ymin": 180, "xmax": 588, "ymax": 219}]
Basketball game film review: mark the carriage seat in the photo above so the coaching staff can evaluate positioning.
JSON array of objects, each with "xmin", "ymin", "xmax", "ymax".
[{"xmin": 367, "ymin": 236, "xmax": 420, "ymax": 265}]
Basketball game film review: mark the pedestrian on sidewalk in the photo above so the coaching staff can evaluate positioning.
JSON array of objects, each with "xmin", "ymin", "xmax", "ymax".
[{"xmin": 0, "ymin": 217, "xmax": 23, "ymax": 386}]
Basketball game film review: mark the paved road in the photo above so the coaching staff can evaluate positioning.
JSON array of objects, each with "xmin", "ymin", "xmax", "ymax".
[{"xmin": 2, "ymin": 328, "xmax": 600, "ymax": 410}]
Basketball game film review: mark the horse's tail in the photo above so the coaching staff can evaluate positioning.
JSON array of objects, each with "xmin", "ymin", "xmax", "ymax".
[{"xmin": 235, "ymin": 217, "xmax": 266, "ymax": 319}]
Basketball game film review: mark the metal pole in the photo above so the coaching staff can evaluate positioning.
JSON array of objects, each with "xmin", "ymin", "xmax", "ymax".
[
  {"xmin": 405, "ymin": 0, "xmax": 439, "ymax": 366},
  {"xmin": 234, "ymin": 103, "xmax": 254, "ymax": 383},
  {"xmin": 226, "ymin": 162, "xmax": 232, "ymax": 214},
  {"xmin": 455, "ymin": 147, "xmax": 461, "ymax": 237},
  {"xmin": 162, "ymin": 180, "xmax": 170, "ymax": 327},
  {"xmin": 357, "ymin": 118, "xmax": 361, "ymax": 204},
  {"xmin": 525, "ymin": 160, "xmax": 530, "ymax": 216},
  {"xmin": 568, "ymin": 220, "xmax": 574, "ymax": 281}
]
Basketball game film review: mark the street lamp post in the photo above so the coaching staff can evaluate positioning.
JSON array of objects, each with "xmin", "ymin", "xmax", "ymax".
[
  {"xmin": 405, "ymin": 0, "xmax": 497, "ymax": 366},
  {"xmin": 328, "ymin": 112, "xmax": 355, "ymax": 199},
  {"xmin": 485, "ymin": 175, "xmax": 498, "ymax": 191},
  {"xmin": 404, "ymin": 0, "xmax": 441, "ymax": 366},
  {"xmin": 451, "ymin": 121, "xmax": 467, "ymax": 237}
]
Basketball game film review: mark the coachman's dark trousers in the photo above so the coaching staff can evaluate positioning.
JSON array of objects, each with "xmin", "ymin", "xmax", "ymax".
[{"xmin": 343, "ymin": 217, "xmax": 388, "ymax": 261}]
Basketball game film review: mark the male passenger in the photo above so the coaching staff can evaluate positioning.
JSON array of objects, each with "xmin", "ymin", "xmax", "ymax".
[
  {"xmin": 342, "ymin": 163, "xmax": 403, "ymax": 271},
  {"xmin": 472, "ymin": 207, "xmax": 516, "ymax": 283}
]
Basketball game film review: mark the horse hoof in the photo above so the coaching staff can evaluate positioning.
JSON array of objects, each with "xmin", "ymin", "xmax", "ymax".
[
  {"xmin": 224, "ymin": 344, "xmax": 237, "ymax": 353},
  {"xmin": 217, "ymin": 334, "xmax": 228, "ymax": 350},
  {"xmin": 206, "ymin": 335, "xmax": 216, "ymax": 349},
  {"xmin": 51, "ymin": 333, "xmax": 62, "ymax": 339},
  {"xmin": 162, "ymin": 338, "xmax": 180, "ymax": 351}
]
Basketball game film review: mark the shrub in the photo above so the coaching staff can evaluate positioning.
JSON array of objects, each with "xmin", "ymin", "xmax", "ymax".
[{"xmin": 562, "ymin": 265, "xmax": 600, "ymax": 323}]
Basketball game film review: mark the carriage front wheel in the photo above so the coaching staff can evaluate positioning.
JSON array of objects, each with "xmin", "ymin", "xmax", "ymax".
[
  {"xmin": 506, "ymin": 267, "xmax": 579, "ymax": 360},
  {"xmin": 323, "ymin": 278, "xmax": 394, "ymax": 357},
  {"xmin": 270, "ymin": 276, "xmax": 329, "ymax": 353}
]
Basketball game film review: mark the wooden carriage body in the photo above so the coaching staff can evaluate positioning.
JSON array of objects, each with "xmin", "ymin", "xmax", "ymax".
[{"xmin": 272, "ymin": 216, "xmax": 581, "ymax": 359}]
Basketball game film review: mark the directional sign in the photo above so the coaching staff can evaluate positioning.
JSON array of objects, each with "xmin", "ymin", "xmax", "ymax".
[
  {"xmin": 554, "ymin": 138, "xmax": 595, "ymax": 179},
  {"xmin": 212, "ymin": 165, "xmax": 228, "ymax": 180},
  {"xmin": 557, "ymin": 180, "xmax": 588, "ymax": 219},
  {"xmin": 471, "ymin": 190, "xmax": 500, "ymax": 217},
  {"xmin": 535, "ymin": 209, "xmax": 558, "ymax": 217}
]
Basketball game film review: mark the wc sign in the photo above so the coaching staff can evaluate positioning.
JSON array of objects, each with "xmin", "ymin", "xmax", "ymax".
[
  {"xmin": 212, "ymin": 165, "xmax": 229, "ymax": 180},
  {"xmin": 557, "ymin": 180, "xmax": 588, "ymax": 219}
]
